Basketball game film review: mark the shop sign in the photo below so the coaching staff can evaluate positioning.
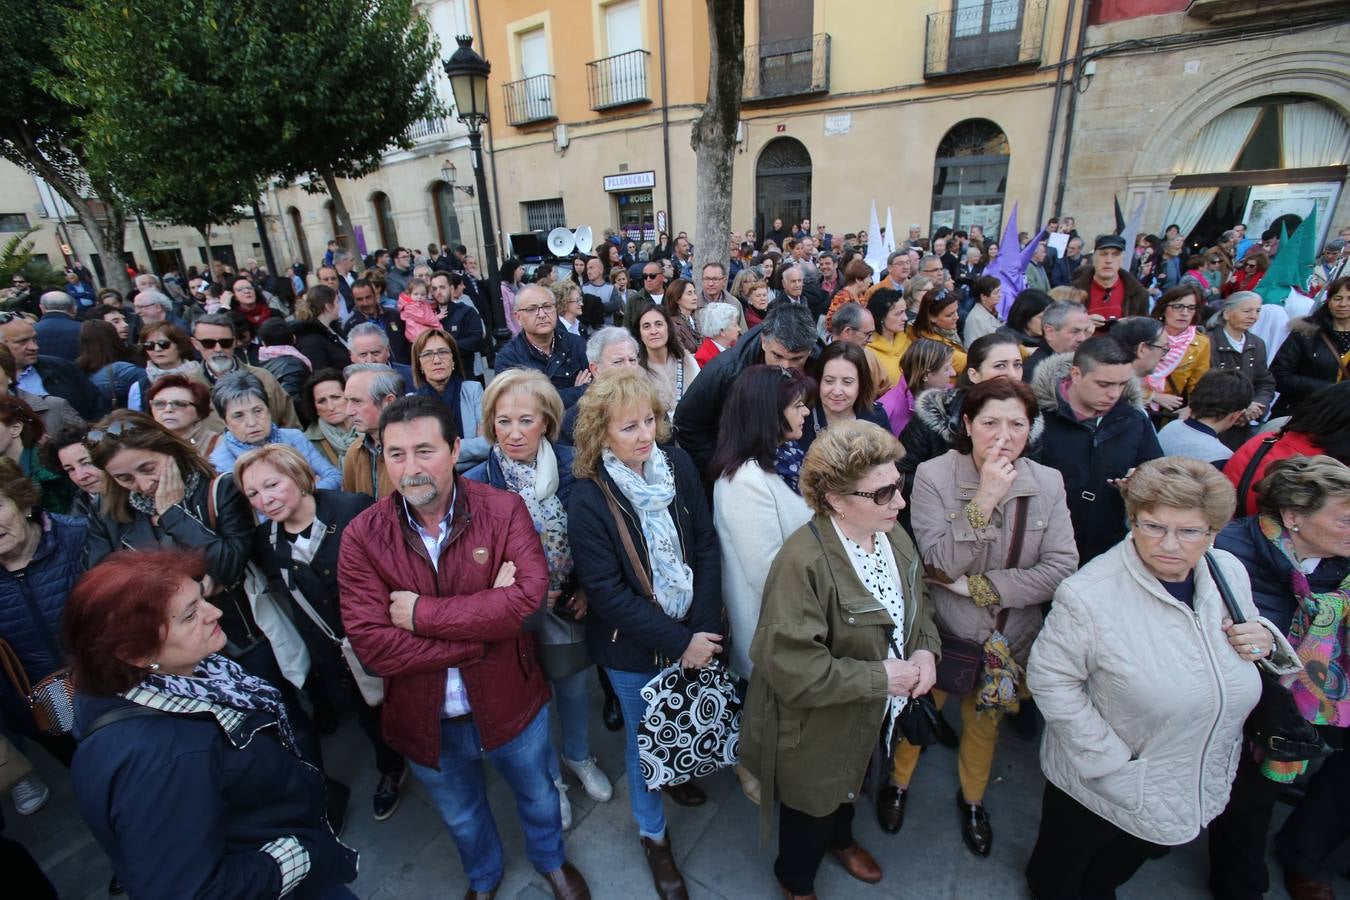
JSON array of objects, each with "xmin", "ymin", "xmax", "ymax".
[{"xmin": 603, "ymin": 170, "xmax": 656, "ymax": 192}]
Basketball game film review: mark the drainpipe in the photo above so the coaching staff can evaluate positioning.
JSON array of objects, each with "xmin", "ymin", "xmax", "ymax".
[
  {"xmin": 1036, "ymin": 0, "xmax": 1076, "ymax": 226},
  {"xmin": 473, "ymin": 0, "xmax": 507, "ymax": 259},
  {"xmin": 657, "ymin": 0, "xmax": 674, "ymax": 232},
  {"xmin": 1053, "ymin": 0, "xmax": 1092, "ymax": 217}
]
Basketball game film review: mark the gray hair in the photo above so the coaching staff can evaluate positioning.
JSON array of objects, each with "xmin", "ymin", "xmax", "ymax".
[
  {"xmin": 134, "ymin": 273, "xmax": 162, "ymax": 291},
  {"xmin": 346, "ymin": 322, "xmax": 390, "ymax": 347},
  {"xmin": 780, "ymin": 265, "xmax": 804, "ymax": 286},
  {"xmin": 886, "ymin": 250, "xmax": 908, "ymax": 267},
  {"xmin": 760, "ymin": 303, "xmax": 816, "ymax": 353},
  {"xmin": 1042, "ymin": 300, "xmax": 1086, "ymax": 331},
  {"xmin": 697, "ymin": 302, "xmax": 739, "ymax": 337},
  {"xmin": 38, "ymin": 291, "xmax": 75, "ymax": 313},
  {"xmin": 342, "ymin": 363, "xmax": 404, "ymax": 404},
  {"xmin": 1221, "ymin": 230, "xmax": 1238, "ymax": 243},
  {"xmin": 210, "ymin": 371, "xmax": 269, "ymax": 419},
  {"xmin": 1222, "ymin": 290, "xmax": 1262, "ymax": 314},
  {"xmin": 193, "ymin": 312, "xmax": 237, "ymax": 333},
  {"xmin": 919, "ymin": 254, "xmax": 941, "ymax": 271},
  {"xmin": 335, "ymin": 250, "xmax": 356, "ymax": 264},
  {"xmin": 135, "ymin": 290, "xmax": 174, "ymax": 317},
  {"xmin": 830, "ymin": 302, "xmax": 868, "ymax": 336},
  {"xmin": 586, "ymin": 326, "xmax": 638, "ymax": 362}
]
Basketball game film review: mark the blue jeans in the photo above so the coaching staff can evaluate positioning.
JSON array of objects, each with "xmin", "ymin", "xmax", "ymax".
[
  {"xmin": 409, "ymin": 707, "xmax": 565, "ymax": 891},
  {"xmin": 605, "ymin": 666, "xmax": 666, "ymax": 840},
  {"xmin": 546, "ymin": 668, "xmax": 593, "ymax": 783}
]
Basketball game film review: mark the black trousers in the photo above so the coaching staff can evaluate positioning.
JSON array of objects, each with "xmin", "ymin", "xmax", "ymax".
[
  {"xmin": 1276, "ymin": 727, "xmax": 1350, "ymax": 883},
  {"xmin": 1207, "ymin": 749, "xmax": 1281, "ymax": 899},
  {"xmin": 775, "ymin": 802, "xmax": 854, "ymax": 895},
  {"xmin": 304, "ymin": 637, "xmax": 404, "ymax": 776},
  {"xmin": 1025, "ymin": 781, "xmax": 1169, "ymax": 900}
]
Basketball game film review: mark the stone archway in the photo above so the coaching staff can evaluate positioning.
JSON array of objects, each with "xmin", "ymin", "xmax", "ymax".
[{"xmin": 755, "ymin": 137, "xmax": 812, "ymax": 241}]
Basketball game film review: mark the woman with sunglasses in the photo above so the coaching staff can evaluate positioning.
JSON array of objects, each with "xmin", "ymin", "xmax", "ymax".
[
  {"xmin": 1222, "ymin": 250, "xmax": 1270, "ymax": 297},
  {"xmin": 742, "ymin": 421, "xmax": 939, "ymax": 898},
  {"xmin": 144, "ymin": 374, "xmax": 223, "ymax": 459},
  {"xmin": 127, "ymin": 322, "xmax": 199, "ymax": 411},
  {"xmin": 1144, "ymin": 286, "xmax": 1211, "ymax": 422},
  {"xmin": 888, "ymin": 378, "xmax": 1075, "ymax": 856}
]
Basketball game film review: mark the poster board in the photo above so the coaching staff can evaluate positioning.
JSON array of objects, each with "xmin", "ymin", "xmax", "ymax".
[{"xmin": 1242, "ymin": 182, "xmax": 1339, "ymax": 249}]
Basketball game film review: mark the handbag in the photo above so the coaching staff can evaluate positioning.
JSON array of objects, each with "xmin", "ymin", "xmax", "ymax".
[
  {"xmin": 896, "ymin": 692, "xmax": 940, "ymax": 748},
  {"xmin": 934, "ymin": 496, "xmax": 1027, "ymax": 695},
  {"xmin": 637, "ymin": 658, "xmax": 742, "ymax": 790},
  {"xmin": 0, "ymin": 639, "xmax": 76, "ymax": 736},
  {"xmin": 281, "ymin": 580, "xmax": 384, "ymax": 707},
  {"xmin": 1204, "ymin": 553, "xmax": 1333, "ymax": 764}
]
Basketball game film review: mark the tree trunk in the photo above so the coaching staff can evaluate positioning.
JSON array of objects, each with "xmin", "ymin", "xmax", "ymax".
[
  {"xmin": 21, "ymin": 152, "xmax": 133, "ymax": 296},
  {"xmin": 320, "ymin": 169, "xmax": 357, "ymax": 253},
  {"xmin": 691, "ymin": 0, "xmax": 745, "ymax": 284}
]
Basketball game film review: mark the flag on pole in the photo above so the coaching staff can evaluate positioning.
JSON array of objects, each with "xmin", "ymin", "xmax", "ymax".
[
  {"xmin": 864, "ymin": 201, "xmax": 887, "ymax": 274},
  {"xmin": 1113, "ymin": 196, "xmax": 1126, "ymax": 236},
  {"xmin": 1119, "ymin": 197, "xmax": 1146, "ymax": 266},
  {"xmin": 883, "ymin": 207, "xmax": 897, "ymax": 256},
  {"xmin": 1256, "ymin": 207, "xmax": 1318, "ymax": 307}
]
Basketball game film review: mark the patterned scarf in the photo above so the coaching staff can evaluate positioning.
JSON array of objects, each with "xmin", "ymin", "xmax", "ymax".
[
  {"xmin": 145, "ymin": 358, "xmax": 202, "ymax": 382},
  {"xmin": 129, "ymin": 468, "xmax": 203, "ymax": 518},
  {"xmin": 1261, "ymin": 515, "xmax": 1350, "ymax": 726},
  {"xmin": 1145, "ymin": 326, "xmax": 1196, "ymax": 394},
  {"xmin": 603, "ymin": 447, "xmax": 693, "ymax": 619},
  {"xmin": 317, "ymin": 418, "xmax": 359, "ymax": 456},
  {"xmin": 138, "ymin": 653, "xmax": 299, "ymax": 754},
  {"xmin": 496, "ymin": 442, "xmax": 572, "ymax": 591},
  {"xmin": 773, "ymin": 440, "xmax": 805, "ymax": 494}
]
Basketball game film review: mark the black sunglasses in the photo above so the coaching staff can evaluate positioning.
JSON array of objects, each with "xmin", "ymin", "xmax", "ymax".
[
  {"xmin": 849, "ymin": 476, "xmax": 906, "ymax": 506},
  {"xmin": 643, "ymin": 272, "xmax": 661, "ymax": 279},
  {"xmin": 196, "ymin": 337, "xmax": 235, "ymax": 350},
  {"xmin": 141, "ymin": 339, "xmax": 173, "ymax": 351}
]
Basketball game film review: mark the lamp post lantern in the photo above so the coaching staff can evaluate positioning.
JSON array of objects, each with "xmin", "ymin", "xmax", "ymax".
[{"xmin": 444, "ymin": 35, "xmax": 508, "ymax": 345}]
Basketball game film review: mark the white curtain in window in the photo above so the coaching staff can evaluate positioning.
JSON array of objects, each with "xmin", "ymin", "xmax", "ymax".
[
  {"xmin": 1162, "ymin": 106, "xmax": 1262, "ymax": 238},
  {"xmin": 1280, "ymin": 102, "xmax": 1350, "ymax": 168}
]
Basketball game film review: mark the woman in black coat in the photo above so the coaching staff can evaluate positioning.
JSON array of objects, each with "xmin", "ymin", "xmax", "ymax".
[
  {"xmin": 67, "ymin": 548, "xmax": 358, "ymax": 900},
  {"xmin": 233, "ymin": 444, "xmax": 409, "ymax": 822},
  {"xmin": 293, "ymin": 285, "xmax": 353, "ymax": 372},
  {"xmin": 566, "ymin": 371, "xmax": 722, "ymax": 900},
  {"xmin": 1270, "ymin": 276, "xmax": 1350, "ymax": 416}
]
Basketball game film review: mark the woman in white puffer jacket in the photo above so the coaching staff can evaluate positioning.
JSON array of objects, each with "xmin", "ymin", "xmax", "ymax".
[{"xmin": 1025, "ymin": 456, "xmax": 1300, "ymax": 900}]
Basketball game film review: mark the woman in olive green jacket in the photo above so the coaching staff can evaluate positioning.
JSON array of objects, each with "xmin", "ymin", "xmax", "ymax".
[{"xmin": 742, "ymin": 421, "xmax": 941, "ymax": 899}]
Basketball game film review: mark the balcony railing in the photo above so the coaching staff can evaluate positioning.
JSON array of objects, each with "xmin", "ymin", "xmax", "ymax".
[
  {"xmin": 586, "ymin": 49, "xmax": 651, "ymax": 111},
  {"xmin": 924, "ymin": 0, "xmax": 1046, "ymax": 78},
  {"xmin": 503, "ymin": 74, "xmax": 557, "ymax": 126},
  {"xmin": 405, "ymin": 115, "xmax": 452, "ymax": 143},
  {"xmin": 742, "ymin": 33, "xmax": 830, "ymax": 102}
]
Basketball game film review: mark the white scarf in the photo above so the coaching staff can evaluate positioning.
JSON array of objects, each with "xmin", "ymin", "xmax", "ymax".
[
  {"xmin": 496, "ymin": 441, "xmax": 572, "ymax": 590},
  {"xmin": 603, "ymin": 447, "xmax": 693, "ymax": 619}
]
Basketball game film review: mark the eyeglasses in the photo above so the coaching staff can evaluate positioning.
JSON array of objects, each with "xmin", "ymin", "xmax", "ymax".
[
  {"xmin": 1132, "ymin": 519, "xmax": 1211, "ymax": 543},
  {"xmin": 1167, "ymin": 304, "xmax": 1198, "ymax": 313},
  {"xmin": 196, "ymin": 337, "xmax": 235, "ymax": 349},
  {"xmin": 86, "ymin": 418, "xmax": 144, "ymax": 444},
  {"xmin": 515, "ymin": 304, "xmax": 552, "ymax": 317},
  {"xmin": 150, "ymin": 399, "xmax": 193, "ymax": 411},
  {"xmin": 1149, "ymin": 341, "xmax": 1168, "ymax": 352},
  {"xmin": 1245, "ymin": 262, "xmax": 1259, "ymax": 269},
  {"xmin": 1207, "ymin": 258, "xmax": 1221, "ymax": 264},
  {"xmin": 418, "ymin": 348, "xmax": 455, "ymax": 361},
  {"xmin": 141, "ymin": 339, "xmax": 174, "ymax": 351},
  {"xmin": 848, "ymin": 477, "xmax": 906, "ymax": 506}
]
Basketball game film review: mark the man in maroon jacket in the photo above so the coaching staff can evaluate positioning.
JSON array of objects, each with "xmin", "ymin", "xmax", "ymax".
[{"xmin": 338, "ymin": 396, "xmax": 590, "ymax": 900}]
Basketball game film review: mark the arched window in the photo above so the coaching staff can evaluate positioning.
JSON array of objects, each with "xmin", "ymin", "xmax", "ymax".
[
  {"xmin": 931, "ymin": 119, "xmax": 1009, "ymax": 236},
  {"xmin": 755, "ymin": 137, "xmax": 812, "ymax": 243},
  {"xmin": 287, "ymin": 207, "xmax": 312, "ymax": 270},
  {"xmin": 430, "ymin": 182, "xmax": 462, "ymax": 249},
  {"xmin": 370, "ymin": 191, "xmax": 398, "ymax": 250}
]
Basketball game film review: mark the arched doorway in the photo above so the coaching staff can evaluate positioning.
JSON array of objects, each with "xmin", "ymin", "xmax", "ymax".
[
  {"xmin": 755, "ymin": 138, "xmax": 812, "ymax": 242},
  {"xmin": 370, "ymin": 191, "xmax": 398, "ymax": 250},
  {"xmin": 931, "ymin": 119, "xmax": 1009, "ymax": 236},
  {"xmin": 287, "ymin": 207, "xmax": 312, "ymax": 270},
  {"xmin": 323, "ymin": 200, "xmax": 342, "ymax": 247},
  {"xmin": 430, "ymin": 182, "xmax": 462, "ymax": 250}
]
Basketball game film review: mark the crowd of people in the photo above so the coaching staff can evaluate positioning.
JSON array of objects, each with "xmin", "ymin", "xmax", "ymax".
[{"xmin": 0, "ymin": 215, "xmax": 1348, "ymax": 900}]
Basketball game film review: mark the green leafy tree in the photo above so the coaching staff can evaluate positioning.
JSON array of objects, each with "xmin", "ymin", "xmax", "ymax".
[{"xmin": 0, "ymin": 0, "xmax": 132, "ymax": 294}]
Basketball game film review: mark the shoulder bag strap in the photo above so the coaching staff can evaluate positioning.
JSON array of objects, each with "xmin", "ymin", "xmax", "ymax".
[
  {"xmin": 85, "ymin": 704, "xmax": 166, "ymax": 737},
  {"xmin": 1318, "ymin": 331, "xmax": 1350, "ymax": 380},
  {"xmin": 207, "ymin": 473, "xmax": 223, "ymax": 532},
  {"xmin": 0, "ymin": 638, "xmax": 33, "ymax": 698},
  {"xmin": 598, "ymin": 479, "xmax": 657, "ymax": 603},
  {"xmin": 1004, "ymin": 495, "xmax": 1029, "ymax": 569},
  {"xmin": 1204, "ymin": 552, "xmax": 1245, "ymax": 624},
  {"xmin": 1235, "ymin": 433, "xmax": 1282, "ymax": 511}
]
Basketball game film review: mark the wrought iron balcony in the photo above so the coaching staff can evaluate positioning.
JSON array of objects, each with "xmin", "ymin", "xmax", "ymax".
[
  {"xmin": 924, "ymin": 0, "xmax": 1046, "ymax": 79},
  {"xmin": 405, "ymin": 115, "xmax": 452, "ymax": 143},
  {"xmin": 503, "ymin": 74, "xmax": 557, "ymax": 127},
  {"xmin": 586, "ymin": 49, "xmax": 651, "ymax": 111},
  {"xmin": 742, "ymin": 33, "xmax": 830, "ymax": 102}
]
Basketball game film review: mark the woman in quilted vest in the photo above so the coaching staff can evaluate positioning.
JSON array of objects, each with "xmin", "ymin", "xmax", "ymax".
[{"xmin": 1026, "ymin": 457, "xmax": 1300, "ymax": 900}]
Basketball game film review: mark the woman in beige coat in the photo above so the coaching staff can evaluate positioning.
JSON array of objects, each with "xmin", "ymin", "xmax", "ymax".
[
  {"xmin": 1025, "ymin": 456, "xmax": 1300, "ymax": 899},
  {"xmin": 887, "ymin": 377, "xmax": 1077, "ymax": 857}
]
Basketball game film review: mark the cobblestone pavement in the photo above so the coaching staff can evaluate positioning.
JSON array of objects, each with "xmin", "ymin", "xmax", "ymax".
[{"xmin": 10, "ymin": 678, "xmax": 1339, "ymax": 899}]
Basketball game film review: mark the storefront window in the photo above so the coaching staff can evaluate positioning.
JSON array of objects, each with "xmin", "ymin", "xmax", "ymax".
[{"xmin": 615, "ymin": 191, "xmax": 655, "ymax": 242}]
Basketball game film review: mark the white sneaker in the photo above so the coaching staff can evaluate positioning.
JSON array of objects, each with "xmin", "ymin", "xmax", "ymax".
[
  {"xmin": 555, "ymin": 777, "xmax": 573, "ymax": 831},
  {"xmin": 11, "ymin": 774, "xmax": 50, "ymax": 816},
  {"xmin": 564, "ymin": 756, "xmax": 614, "ymax": 802}
]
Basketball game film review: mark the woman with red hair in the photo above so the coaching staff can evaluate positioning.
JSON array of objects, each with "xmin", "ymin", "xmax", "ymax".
[{"xmin": 66, "ymin": 548, "xmax": 359, "ymax": 900}]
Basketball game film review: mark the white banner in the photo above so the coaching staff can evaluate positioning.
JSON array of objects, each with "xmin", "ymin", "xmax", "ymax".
[{"xmin": 1242, "ymin": 182, "xmax": 1339, "ymax": 250}]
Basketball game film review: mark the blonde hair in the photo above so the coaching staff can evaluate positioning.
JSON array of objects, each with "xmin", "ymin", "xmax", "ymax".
[
  {"xmin": 1124, "ymin": 456, "xmax": 1235, "ymax": 532},
  {"xmin": 570, "ymin": 370, "xmax": 671, "ymax": 479},
  {"xmin": 551, "ymin": 279, "xmax": 581, "ymax": 312},
  {"xmin": 799, "ymin": 420, "xmax": 902, "ymax": 516},
  {"xmin": 232, "ymin": 443, "xmax": 317, "ymax": 496},
  {"xmin": 1049, "ymin": 285, "xmax": 1088, "ymax": 305},
  {"xmin": 480, "ymin": 368, "xmax": 564, "ymax": 446},
  {"xmin": 1255, "ymin": 455, "xmax": 1350, "ymax": 518}
]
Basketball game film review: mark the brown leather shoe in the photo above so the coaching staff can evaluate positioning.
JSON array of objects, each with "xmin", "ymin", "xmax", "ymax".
[
  {"xmin": 830, "ymin": 842, "xmax": 883, "ymax": 884},
  {"xmin": 462, "ymin": 886, "xmax": 498, "ymax": 900},
  {"xmin": 543, "ymin": 861, "xmax": 590, "ymax": 900},
  {"xmin": 640, "ymin": 835, "xmax": 690, "ymax": 900},
  {"xmin": 779, "ymin": 883, "xmax": 818, "ymax": 900},
  {"xmin": 662, "ymin": 781, "xmax": 706, "ymax": 807},
  {"xmin": 1285, "ymin": 870, "xmax": 1335, "ymax": 900}
]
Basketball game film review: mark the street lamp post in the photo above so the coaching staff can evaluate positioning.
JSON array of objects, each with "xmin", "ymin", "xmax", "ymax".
[{"xmin": 444, "ymin": 35, "xmax": 509, "ymax": 347}]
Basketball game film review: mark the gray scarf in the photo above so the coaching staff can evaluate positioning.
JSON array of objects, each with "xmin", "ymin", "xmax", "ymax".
[{"xmin": 317, "ymin": 418, "xmax": 359, "ymax": 456}]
